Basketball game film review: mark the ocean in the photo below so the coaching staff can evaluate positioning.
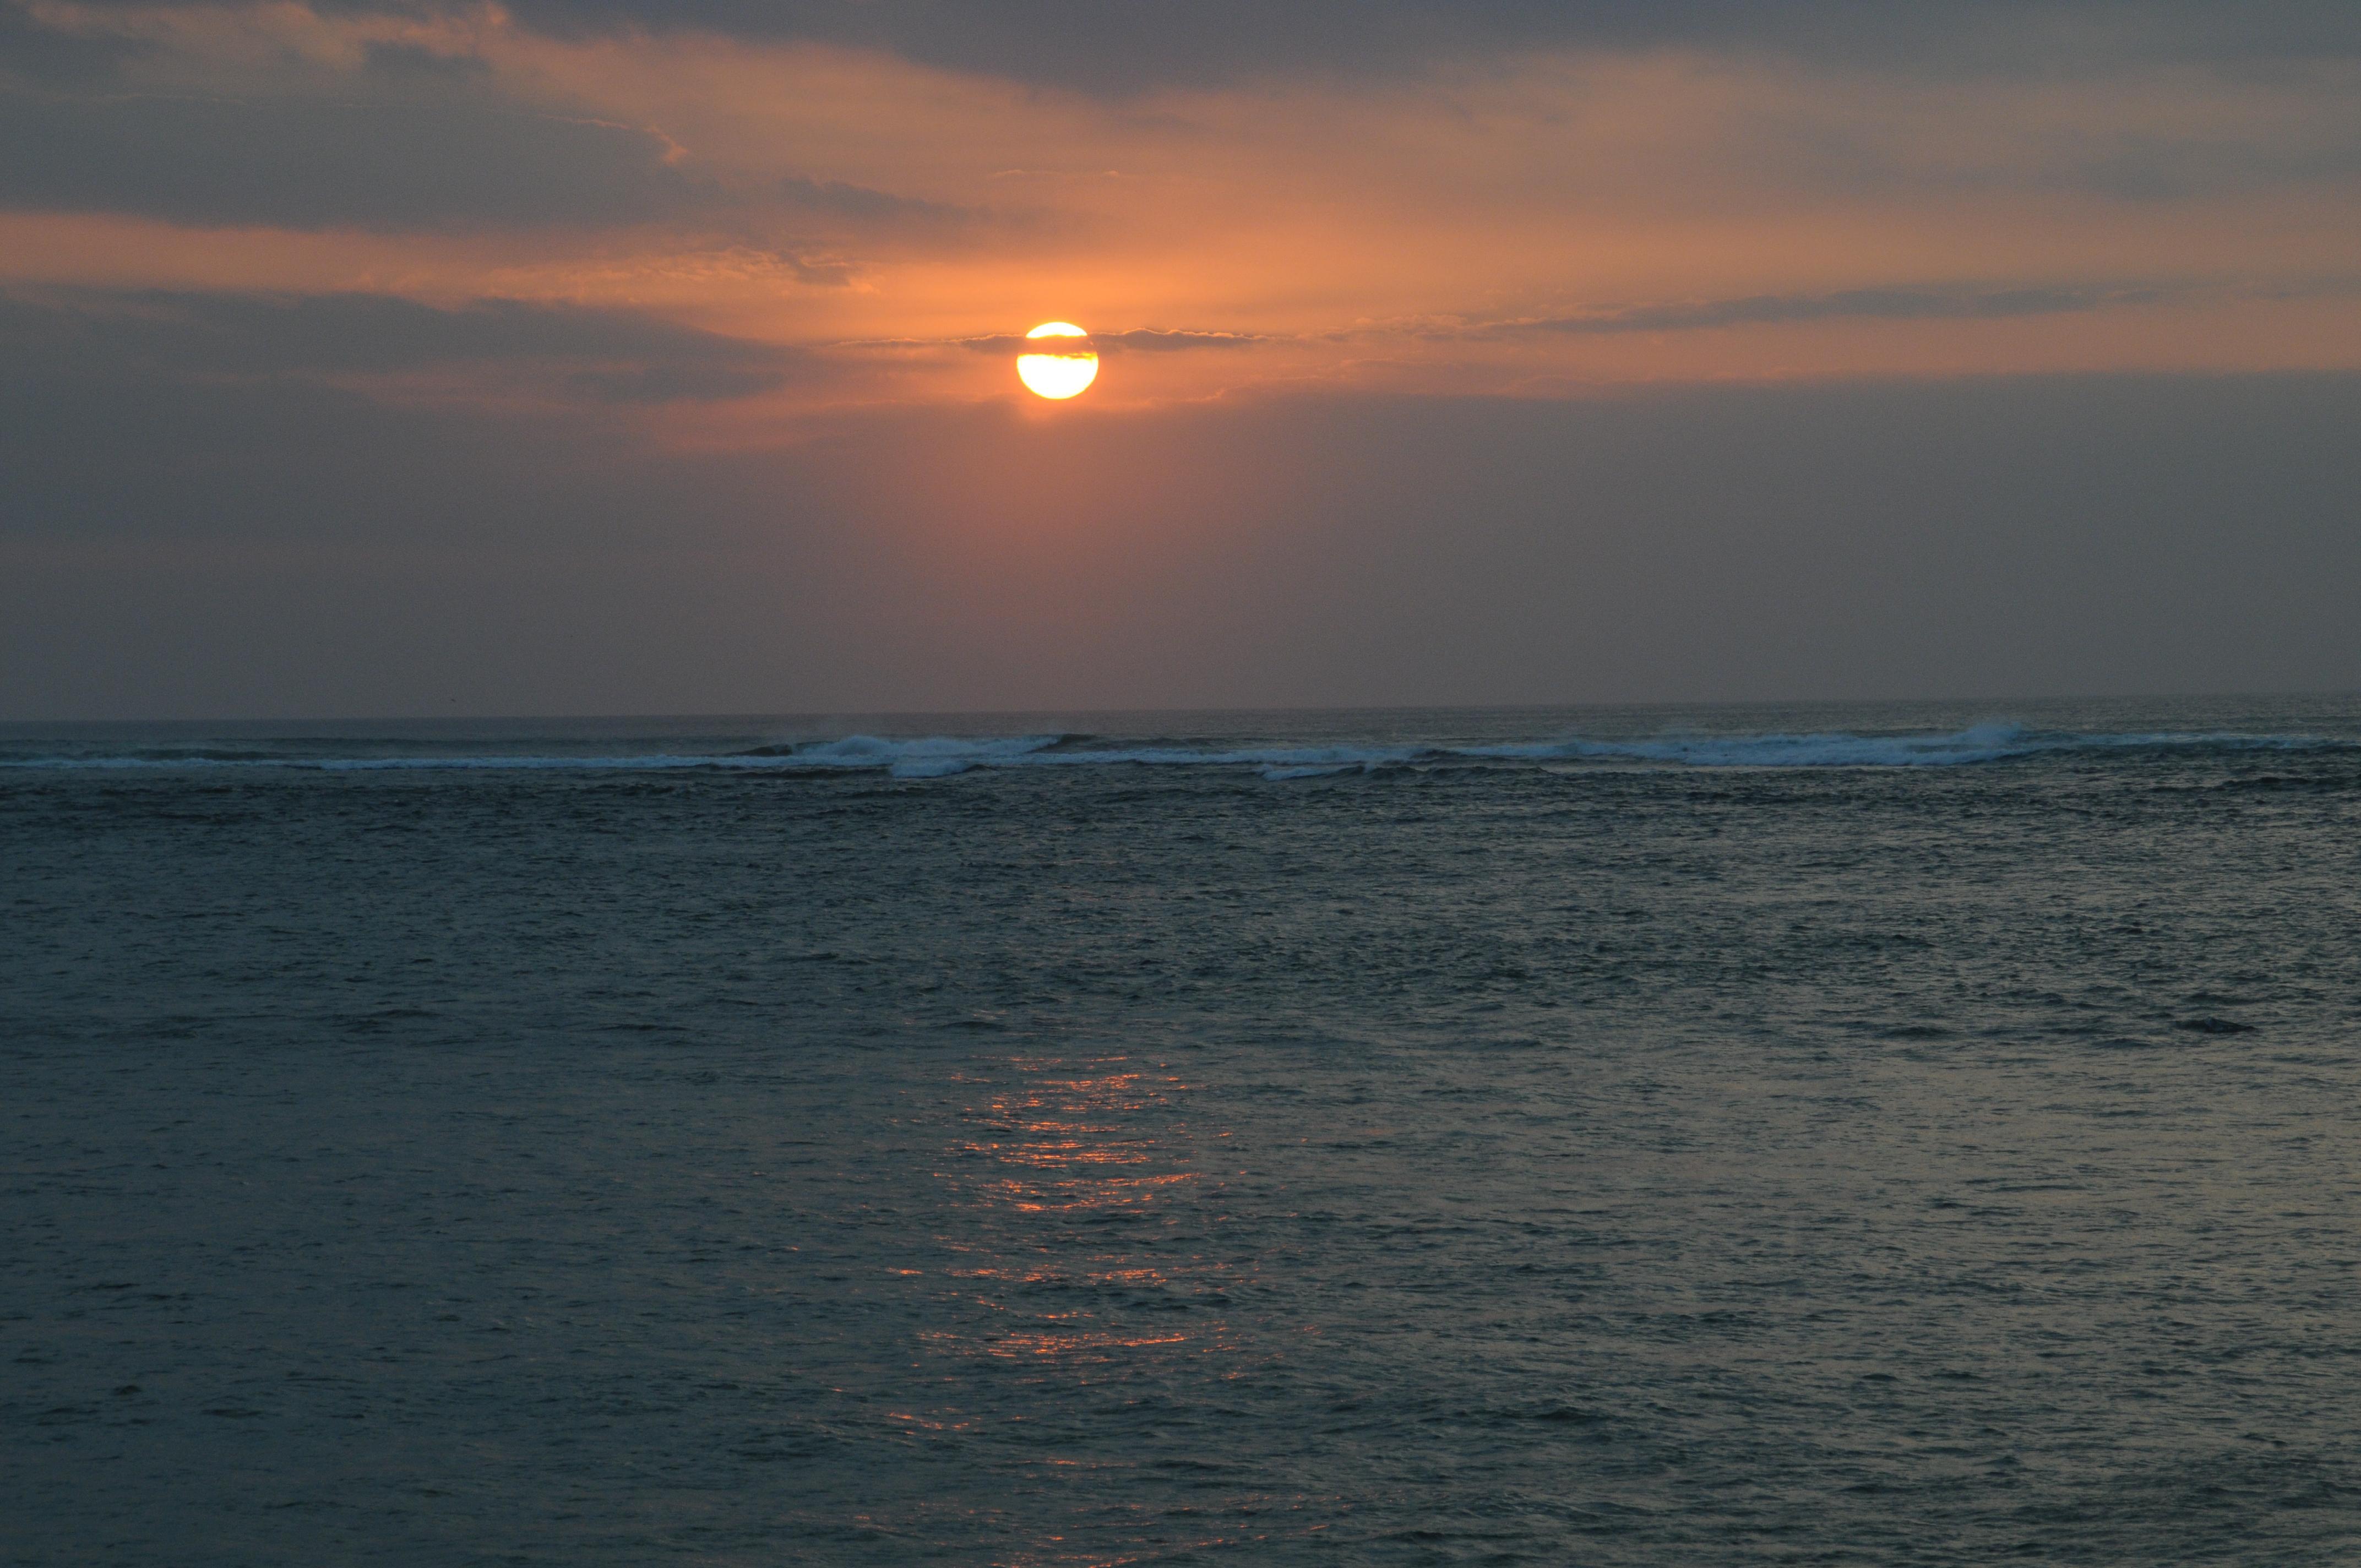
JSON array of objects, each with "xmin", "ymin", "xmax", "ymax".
[{"xmin": 5, "ymin": 696, "xmax": 2359, "ymax": 1565}]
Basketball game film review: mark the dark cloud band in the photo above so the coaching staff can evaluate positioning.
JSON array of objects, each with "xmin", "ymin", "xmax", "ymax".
[
  {"xmin": 12, "ymin": 1, "xmax": 2360, "ymax": 94},
  {"xmin": 0, "ymin": 88, "xmax": 707, "ymax": 230},
  {"xmin": 0, "ymin": 288, "xmax": 808, "ymax": 398}
]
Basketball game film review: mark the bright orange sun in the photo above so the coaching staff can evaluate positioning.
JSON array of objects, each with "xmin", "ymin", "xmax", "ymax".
[{"xmin": 1017, "ymin": 323, "xmax": 1098, "ymax": 399}]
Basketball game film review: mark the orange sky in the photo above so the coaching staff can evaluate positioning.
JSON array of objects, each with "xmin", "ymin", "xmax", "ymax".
[{"xmin": 7, "ymin": 1, "xmax": 2359, "ymax": 428}]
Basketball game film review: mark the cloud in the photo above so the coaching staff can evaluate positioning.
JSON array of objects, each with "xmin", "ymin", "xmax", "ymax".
[
  {"xmin": 1500, "ymin": 284, "xmax": 2163, "ymax": 336},
  {"xmin": 2055, "ymin": 131, "xmax": 2361, "ymax": 203},
  {"xmin": 1765, "ymin": 81, "xmax": 2361, "ymax": 204},
  {"xmin": 3, "ymin": 0, "xmax": 2355, "ymax": 409},
  {"xmin": 0, "ymin": 2, "xmax": 144, "ymax": 83},
  {"xmin": 0, "ymin": 85, "xmax": 719, "ymax": 229},
  {"xmin": 0, "ymin": 287, "xmax": 808, "ymax": 401},
  {"xmin": 775, "ymin": 175, "xmax": 980, "ymax": 229},
  {"xmin": 15, "ymin": 1, "xmax": 2360, "ymax": 96},
  {"xmin": 872, "ymin": 282, "xmax": 2325, "ymax": 371},
  {"xmin": 1098, "ymin": 329, "xmax": 1267, "ymax": 355},
  {"xmin": 396, "ymin": 0, "xmax": 2361, "ymax": 91},
  {"xmin": 0, "ymin": 15, "xmax": 1024, "ymax": 244},
  {"xmin": 926, "ymin": 328, "xmax": 1267, "ymax": 356}
]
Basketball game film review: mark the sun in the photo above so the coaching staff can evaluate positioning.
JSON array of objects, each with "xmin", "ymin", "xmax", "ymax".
[{"xmin": 1017, "ymin": 322, "xmax": 1098, "ymax": 399}]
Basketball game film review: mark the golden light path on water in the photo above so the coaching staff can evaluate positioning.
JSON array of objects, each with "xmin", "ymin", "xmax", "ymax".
[
  {"xmin": 930, "ymin": 1055, "xmax": 1239, "ymax": 1366},
  {"xmin": 1016, "ymin": 323, "xmax": 1099, "ymax": 399},
  {"xmin": 860, "ymin": 1049, "xmax": 1356, "ymax": 1555}
]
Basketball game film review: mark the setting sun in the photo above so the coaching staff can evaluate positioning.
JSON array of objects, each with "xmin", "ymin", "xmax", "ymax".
[{"xmin": 1016, "ymin": 323, "xmax": 1098, "ymax": 399}]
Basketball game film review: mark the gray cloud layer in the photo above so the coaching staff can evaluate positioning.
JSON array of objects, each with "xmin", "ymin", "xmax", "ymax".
[
  {"xmin": 10, "ymin": 1, "xmax": 2360, "ymax": 94},
  {"xmin": 7, "ymin": 330, "xmax": 2357, "ymax": 714},
  {"xmin": 378, "ymin": 0, "xmax": 2361, "ymax": 89},
  {"xmin": 6, "ymin": 0, "xmax": 2354, "ymax": 241},
  {"xmin": 0, "ymin": 87, "xmax": 714, "ymax": 229},
  {"xmin": 0, "ymin": 3, "xmax": 138, "ymax": 81},
  {"xmin": 0, "ymin": 52, "xmax": 1000, "ymax": 237},
  {"xmin": 1, "ymin": 290, "xmax": 808, "ymax": 408}
]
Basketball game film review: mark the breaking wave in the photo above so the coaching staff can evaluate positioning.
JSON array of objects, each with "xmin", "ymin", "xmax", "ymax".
[{"xmin": 2, "ymin": 723, "xmax": 2352, "ymax": 778}]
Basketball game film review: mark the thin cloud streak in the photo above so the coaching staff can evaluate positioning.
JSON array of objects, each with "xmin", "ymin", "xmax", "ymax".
[
  {"xmin": 1461, "ymin": 284, "xmax": 2169, "ymax": 338},
  {"xmin": 852, "ymin": 328, "xmax": 1272, "ymax": 356}
]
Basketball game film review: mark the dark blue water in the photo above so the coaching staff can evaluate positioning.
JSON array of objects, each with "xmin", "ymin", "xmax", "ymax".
[{"xmin": 6, "ymin": 698, "xmax": 2360, "ymax": 1565}]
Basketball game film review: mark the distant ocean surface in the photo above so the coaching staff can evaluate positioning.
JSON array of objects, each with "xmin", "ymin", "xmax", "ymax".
[{"xmin": 6, "ymin": 696, "xmax": 2360, "ymax": 1566}]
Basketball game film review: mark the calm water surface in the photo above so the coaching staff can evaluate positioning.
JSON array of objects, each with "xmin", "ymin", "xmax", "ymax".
[{"xmin": 5, "ymin": 698, "xmax": 2360, "ymax": 1565}]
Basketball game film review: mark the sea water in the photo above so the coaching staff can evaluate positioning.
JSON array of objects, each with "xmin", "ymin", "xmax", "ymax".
[{"xmin": 4, "ymin": 696, "xmax": 2359, "ymax": 1565}]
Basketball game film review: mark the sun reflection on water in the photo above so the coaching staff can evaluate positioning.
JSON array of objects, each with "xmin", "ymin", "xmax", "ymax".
[
  {"xmin": 927, "ymin": 1054, "xmax": 1249, "ymax": 1373},
  {"xmin": 851, "ymin": 1051, "xmax": 1339, "ymax": 1562}
]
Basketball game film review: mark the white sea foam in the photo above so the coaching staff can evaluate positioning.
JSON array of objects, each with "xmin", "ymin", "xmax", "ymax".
[
  {"xmin": 1, "ymin": 724, "xmax": 2348, "ymax": 775},
  {"xmin": 1493, "ymin": 721, "xmax": 2046, "ymax": 768},
  {"xmin": 1258, "ymin": 762, "xmax": 1371, "ymax": 781},
  {"xmin": 782, "ymin": 734, "xmax": 1067, "ymax": 775}
]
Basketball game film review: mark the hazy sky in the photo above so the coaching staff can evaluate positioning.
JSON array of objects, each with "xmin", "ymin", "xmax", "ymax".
[{"xmin": 4, "ymin": 0, "xmax": 2357, "ymax": 717}]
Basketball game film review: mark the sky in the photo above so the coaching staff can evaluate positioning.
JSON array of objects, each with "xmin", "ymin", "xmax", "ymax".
[{"xmin": 3, "ymin": 0, "xmax": 2358, "ymax": 717}]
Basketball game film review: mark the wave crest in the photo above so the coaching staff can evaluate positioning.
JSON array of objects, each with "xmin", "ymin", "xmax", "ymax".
[{"xmin": 3, "ymin": 724, "xmax": 2348, "ymax": 776}]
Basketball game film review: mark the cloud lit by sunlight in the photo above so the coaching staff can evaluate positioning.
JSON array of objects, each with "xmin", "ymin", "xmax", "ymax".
[{"xmin": 3, "ymin": 0, "xmax": 2357, "ymax": 434}]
